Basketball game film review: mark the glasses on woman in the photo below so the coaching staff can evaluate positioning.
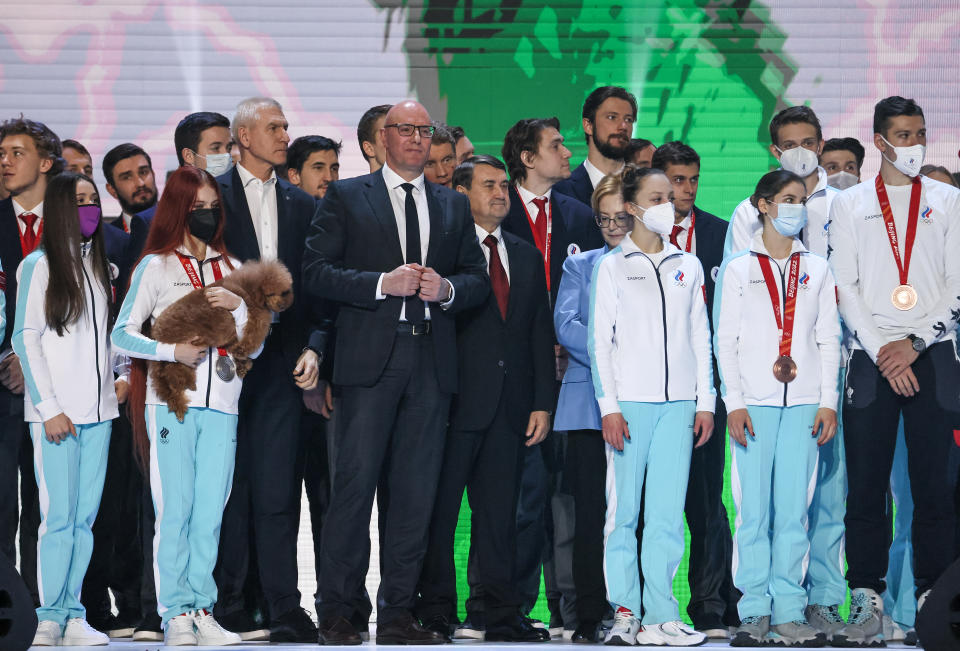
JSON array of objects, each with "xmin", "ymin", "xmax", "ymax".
[
  {"xmin": 385, "ymin": 123, "xmax": 436, "ymax": 138},
  {"xmin": 595, "ymin": 212, "xmax": 632, "ymax": 229}
]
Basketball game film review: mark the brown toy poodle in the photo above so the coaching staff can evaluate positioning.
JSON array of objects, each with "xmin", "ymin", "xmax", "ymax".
[{"xmin": 149, "ymin": 259, "xmax": 294, "ymax": 420}]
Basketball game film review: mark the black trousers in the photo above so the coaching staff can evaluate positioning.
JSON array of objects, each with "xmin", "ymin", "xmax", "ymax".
[
  {"xmin": 416, "ymin": 397, "xmax": 524, "ymax": 626},
  {"xmin": 82, "ymin": 410, "xmax": 143, "ymax": 621},
  {"xmin": 139, "ymin": 473, "xmax": 157, "ymax": 620},
  {"xmin": 215, "ymin": 330, "xmax": 305, "ymax": 618},
  {"xmin": 318, "ymin": 332, "xmax": 450, "ymax": 626},
  {"xmin": 514, "ymin": 438, "xmax": 552, "ymax": 613},
  {"xmin": 564, "ymin": 429, "xmax": 607, "ymax": 624},
  {"xmin": 844, "ymin": 343, "xmax": 960, "ymax": 596},
  {"xmin": 0, "ymin": 387, "xmax": 38, "ymax": 605},
  {"xmin": 300, "ymin": 408, "xmax": 330, "ymax": 606},
  {"xmin": 683, "ymin": 397, "xmax": 738, "ymax": 629}
]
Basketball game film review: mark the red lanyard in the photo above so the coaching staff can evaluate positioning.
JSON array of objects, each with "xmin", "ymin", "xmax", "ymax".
[
  {"xmin": 875, "ymin": 175, "xmax": 921, "ymax": 287},
  {"xmin": 682, "ymin": 211, "xmax": 697, "ymax": 253},
  {"xmin": 519, "ymin": 197, "xmax": 552, "ymax": 292},
  {"xmin": 757, "ymin": 253, "xmax": 801, "ymax": 357},
  {"xmin": 176, "ymin": 253, "xmax": 227, "ymax": 358}
]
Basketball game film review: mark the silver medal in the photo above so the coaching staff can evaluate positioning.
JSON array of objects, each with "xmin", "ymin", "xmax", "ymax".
[{"xmin": 216, "ymin": 355, "xmax": 236, "ymax": 382}]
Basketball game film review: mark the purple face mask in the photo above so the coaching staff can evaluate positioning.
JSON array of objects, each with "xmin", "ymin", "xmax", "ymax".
[{"xmin": 77, "ymin": 204, "xmax": 101, "ymax": 238}]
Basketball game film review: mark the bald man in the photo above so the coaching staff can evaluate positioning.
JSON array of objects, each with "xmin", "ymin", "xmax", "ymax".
[{"xmin": 304, "ymin": 100, "xmax": 489, "ymax": 645}]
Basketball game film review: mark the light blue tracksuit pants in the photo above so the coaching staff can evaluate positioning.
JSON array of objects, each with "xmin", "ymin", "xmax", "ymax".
[
  {"xmin": 883, "ymin": 419, "xmax": 916, "ymax": 629},
  {"xmin": 731, "ymin": 404, "xmax": 819, "ymax": 625},
  {"xmin": 31, "ymin": 420, "xmax": 112, "ymax": 625},
  {"xmin": 604, "ymin": 400, "xmax": 695, "ymax": 624},
  {"xmin": 147, "ymin": 404, "xmax": 236, "ymax": 624},
  {"xmin": 804, "ymin": 368, "xmax": 846, "ymax": 607}
]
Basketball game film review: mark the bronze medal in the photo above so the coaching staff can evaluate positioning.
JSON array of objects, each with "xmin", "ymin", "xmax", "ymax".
[
  {"xmin": 772, "ymin": 355, "xmax": 798, "ymax": 383},
  {"xmin": 216, "ymin": 355, "xmax": 236, "ymax": 382},
  {"xmin": 891, "ymin": 284, "xmax": 918, "ymax": 311}
]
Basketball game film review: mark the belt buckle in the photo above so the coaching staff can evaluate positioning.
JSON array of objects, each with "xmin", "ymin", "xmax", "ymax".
[{"xmin": 411, "ymin": 322, "xmax": 430, "ymax": 336}]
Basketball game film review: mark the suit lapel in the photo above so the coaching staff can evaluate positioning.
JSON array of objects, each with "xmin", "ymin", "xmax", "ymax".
[
  {"xmin": 275, "ymin": 180, "xmax": 293, "ymax": 265},
  {"xmin": 364, "ymin": 172, "xmax": 404, "ymax": 266},
  {"xmin": 503, "ymin": 235, "xmax": 522, "ymax": 322},
  {"xmin": 425, "ymin": 184, "xmax": 443, "ymax": 267}
]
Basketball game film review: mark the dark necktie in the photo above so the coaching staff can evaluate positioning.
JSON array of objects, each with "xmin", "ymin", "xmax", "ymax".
[
  {"xmin": 669, "ymin": 224, "xmax": 683, "ymax": 248},
  {"xmin": 20, "ymin": 212, "xmax": 39, "ymax": 255},
  {"xmin": 401, "ymin": 183, "xmax": 424, "ymax": 324},
  {"xmin": 483, "ymin": 234, "xmax": 509, "ymax": 319}
]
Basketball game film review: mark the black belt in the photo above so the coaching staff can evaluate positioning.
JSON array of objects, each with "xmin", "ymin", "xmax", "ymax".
[{"xmin": 397, "ymin": 321, "xmax": 432, "ymax": 336}]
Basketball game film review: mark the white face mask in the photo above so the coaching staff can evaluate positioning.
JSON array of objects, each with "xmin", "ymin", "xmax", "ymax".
[
  {"xmin": 203, "ymin": 152, "xmax": 234, "ymax": 178},
  {"xmin": 879, "ymin": 135, "xmax": 925, "ymax": 178},
  {"xmin": 631, "ymin": 201, "xmax": 675, "ymax": 236},
  {"xmin": 827, "ymin": 171, "xmax": 859, "ymax": 190},
  {"xmin": 776, "ymin": 145, "xmax": 819, "ymax": 177}
]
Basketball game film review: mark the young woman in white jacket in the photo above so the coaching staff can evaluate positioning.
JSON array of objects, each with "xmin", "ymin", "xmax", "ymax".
[
  {"xmin": 111, "ymin": 166, "xmax": 258, "ymax": 647},
  {"xmin": 713, "ymin": 170, "xmax": 841, "ymax": 647},
  {"xmin": 589, "ymin": 165, "xmax": 715, "ymax": 647},
  {"xmin": 13, "ymin": 172, "xmax": 119, "ymax": 646}
]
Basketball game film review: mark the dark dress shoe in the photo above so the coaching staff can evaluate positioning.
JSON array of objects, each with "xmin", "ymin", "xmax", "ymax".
[
  {"xmin": 319, "ymin": 616, "xmax": 363, "ymax": 645},
  {"xmin": 486, "ymin": 615, "xmax": 551, "ymax": 642},
  {"xmin": 421, "ymin": 614, "xmax": 457, "ymax": 638},
  {"xmin": 572, "ymin": 620, "xmax": 605, "ymax": 644},
  {"xmin": 270, "ymin": 607, "xmax": 318, "ymax": 643},
  {"xmin": 376, "ymin": 614, "xmax": 448, "ymax": 645}
]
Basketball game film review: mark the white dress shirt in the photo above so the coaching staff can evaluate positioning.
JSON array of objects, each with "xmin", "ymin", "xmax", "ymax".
[
  {"xmin": 583, "ymin": 158, "xmax": 622, "ymax": 191},
  {"xmin": 13, "ymin": 200, "xmax": 43, "ymax": 235},
  {"xmin": 516, "ymin": 185, "xmax": 551, "ymax": 223},
  {"xmin": 670, "ymin": 212, "xmax": 696, "ymax": 254},
  {"xmin": 475, "ymin": 223, "xmax": 510, "ymax": 283},
  {"xmin": 236, "ymin": 163, "xmax": 279, "ymax": 260}
]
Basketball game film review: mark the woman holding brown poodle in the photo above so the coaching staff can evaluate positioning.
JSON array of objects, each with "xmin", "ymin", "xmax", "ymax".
[{"xmin": 111, "ymin": 166, "xmax": 258, "ymax": 647}]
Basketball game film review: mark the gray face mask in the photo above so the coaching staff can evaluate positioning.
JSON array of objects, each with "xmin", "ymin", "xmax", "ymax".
[
  {"xmin": 827, "ymin": 171, "xmax": 859, "ymax": 190},
  {"xmin": 202, "ymin": 152, "xmax": 234, "ymax": 177}
]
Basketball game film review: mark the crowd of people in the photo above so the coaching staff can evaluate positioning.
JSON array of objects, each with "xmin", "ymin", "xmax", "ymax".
[{"xmin": 0, "ymin": 86, "xmax": 958, "ymax": 649}]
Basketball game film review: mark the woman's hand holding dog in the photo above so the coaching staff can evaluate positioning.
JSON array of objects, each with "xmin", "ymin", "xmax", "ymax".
[
  {"xmin": 175, "ymin": 338, "xmax": 207, "ymax": 368},
  {"xmin": 293, "ymin": 349, "xmax": 319, "ymax": 391},
  {"xmin": 205, "ymin": 287, "xmax": 243, "ymax": 311}
]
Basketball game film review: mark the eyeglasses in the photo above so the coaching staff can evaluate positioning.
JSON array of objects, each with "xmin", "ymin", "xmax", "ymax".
[
  {"xmin": 385, "ymin": 123, "xmax": 436, "ymax": 138},
  {"xmin": 595, "ymin": 213, "xmax": 632, "ymax": 228}
]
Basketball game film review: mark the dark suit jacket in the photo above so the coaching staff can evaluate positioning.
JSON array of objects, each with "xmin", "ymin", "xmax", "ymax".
[
  {"xmin": 451, "ymin": 232, "xmax": 555, "ymax": 433},
  {"xmin": 105, "ymin": 210, "xmax": 153, "ymax": 298},
  {"xmin": 218, "ymin": 167, "xmax": 327, "ymax": 370},
  {"xmin": 303, "ymin": 171, "xmax": 489, "ymax": 391},
  {"xmin": 0, "ymin": 199, "xmax": 21, "ymax": 353},
  {"xmin": 690, "ymin": 205, "xmax": 727, "ymax": 330},
  {"xmin": 552, "ymin": 162, "xmax": 594, "ymax": 207},
  {"xmin": 501, "ymin": 185, "xmax": 602, "ymax": 307}
]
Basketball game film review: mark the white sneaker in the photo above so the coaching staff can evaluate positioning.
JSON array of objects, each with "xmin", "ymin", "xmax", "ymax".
[
  {"xmin": 62, "ymin": 618, "xmax": 109, "ymax": 646},
  {"xmin": 635, "ymin": 621, "xmax": 706, "ymax": 646},
  {"xmin": 32, "ymin": 620, "xmax": 62, "ymax": 646},
  {"xmin": 605, "ymin": 607, "xmax": 641, "ymax": 646},
  {"xmin": 165, "ymin": 612, "xmax": 198, "ymax": 646},
  {"xmin": 882, "ymin": 613, "xmax": 905, "ymax": 642},
  {"xmin": 193, "ymin": 609, "xmax": 241, "ymax": 646}
]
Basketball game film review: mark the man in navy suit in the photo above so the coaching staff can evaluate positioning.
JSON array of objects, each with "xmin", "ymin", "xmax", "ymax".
[
  {"xmin": 651, "ymin": 141, "xmax": 737, "ymax": 638},
  {"xmin": 214, "ymin": 97, "xmax": 327, "ymax": 643},
  {"xmin": 553, "ymin": 86, "xmax": 637, "ymax": 207},
  {"xmin": 500, "ymin": 117, "xmax": 603, "ymax": 632}
]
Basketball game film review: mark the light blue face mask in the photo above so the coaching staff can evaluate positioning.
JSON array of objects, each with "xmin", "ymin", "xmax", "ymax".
[
  {"xmin": 772, "ymin": 202, "xmax": 807, "ymax": 237},
  {"xmin": 204, "ymin": 152, "xmax": 234, "ymax": 177}
]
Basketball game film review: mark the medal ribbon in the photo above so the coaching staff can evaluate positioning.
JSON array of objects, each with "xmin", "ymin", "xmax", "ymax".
[
  {"xmin": 683, "ymin": 211, "xmax": 697, "ymax": 253},
  {"xmin": 176, "ymin": 253, "xmax": 228, "ymax": 359},
  {"xmin": 757, "ymin": 253, "xmax": 801, "ymax": 358},
  {"xmin": 875, "ymin": 174, "xmax": 921, "ymax": 287}
]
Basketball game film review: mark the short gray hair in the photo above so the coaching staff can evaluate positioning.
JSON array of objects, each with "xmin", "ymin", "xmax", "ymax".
[{"xmin": 232, "ymin": 97, "xmax": 283, "ymax": 142}]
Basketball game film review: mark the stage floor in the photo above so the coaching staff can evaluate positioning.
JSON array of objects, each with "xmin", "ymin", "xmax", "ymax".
[{"xmin": 45, "ymin": 641, "xmax": 921, "ymax": 650}]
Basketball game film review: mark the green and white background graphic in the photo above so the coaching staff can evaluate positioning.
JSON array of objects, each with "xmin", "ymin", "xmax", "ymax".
[{"xmin": 4, "ymin": 0, "xmax": 959, "ymax": 624}]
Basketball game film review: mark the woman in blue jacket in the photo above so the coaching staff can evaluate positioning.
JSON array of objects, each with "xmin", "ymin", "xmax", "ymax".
[{"xmin": 14, "ymin": 172, "xmax": 118, "ymax": 646}]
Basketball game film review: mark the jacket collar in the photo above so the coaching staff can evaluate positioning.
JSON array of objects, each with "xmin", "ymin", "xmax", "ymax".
[{"xmin": 749, "ymin": 231, "xmax": 808, "ymax": 257}]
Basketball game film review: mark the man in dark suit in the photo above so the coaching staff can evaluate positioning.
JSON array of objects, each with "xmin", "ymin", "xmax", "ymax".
[
  {"xmin": 0, "ymin": 116, "xmax": 63, "ymax": 608},
  {"xmin": 416, "ymin": 156, "xmax": 554, "ymax": 643},
  {"xmin": 553, "ymin": 86, "xmax": 637, "ymax": 207},
  {"xmin": 214, "ymin": 96, "xmax": 326, "ymax": 643},
  {"xmin": 500, "ymin": 117, "xmax": 603, "ymax": 633},
  {"xmin": 652, "ymin": 141, "xmax": 737, "ymax": 638},
  {"xmin": 303, "ymin": 100, "xmax": 488, "ymax": 645}
]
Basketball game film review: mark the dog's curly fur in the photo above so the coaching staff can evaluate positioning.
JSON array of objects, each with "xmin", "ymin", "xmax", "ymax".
[{"xmin": 149, "ymin": 259, "xmax": 294, "ymax": 420}]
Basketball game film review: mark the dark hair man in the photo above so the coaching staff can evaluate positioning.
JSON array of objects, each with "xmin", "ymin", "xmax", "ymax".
[
  {"xmin": 174, "ymin": 112, "xmax": 234, "ymax": 176},
  {"xmin": 554, "ymin": 86, "xmax": 637, "ymax": 206},
  {"xmin": 62, "ymin": 139, "xmax": 94, "ymax": 177},
  {"xmin": 449, "ymin": 125, "xmax": 475, "ymax": 165},
  {"xmin": 821, "ymin": 137, "xmax": 866, "ymax": 190},
  {"xmin": 626, "ymin": 138, "xmax": 656, "ymax": 167},
  {"xmin": 286, "ymin": 135, "xmax": 341, "ymax": 199},
  {"xmin": 102, "ymin": 143, "xmax": 158, "ymax": 232},
  {"xmin": 357, "ymin": 104, "xmax": 391, "ymax": 173},
  {"xmin": 424, "ymin": 123, "xmax": 457, "ymax": 188}
]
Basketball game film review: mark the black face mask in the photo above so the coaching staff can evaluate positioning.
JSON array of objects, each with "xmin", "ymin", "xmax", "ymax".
[{"xmin": 188, "ymin": 208, "xmax": 219, "ymax": 243}]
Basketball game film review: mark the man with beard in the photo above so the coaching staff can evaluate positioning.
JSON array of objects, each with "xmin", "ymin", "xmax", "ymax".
[
  {"xmin": 553, "ymin": 86, "xmax": 637, "ymax": 206},
  {"xmin": 102, "ymin": 143, "xmax": 158, "ymax": 232}
]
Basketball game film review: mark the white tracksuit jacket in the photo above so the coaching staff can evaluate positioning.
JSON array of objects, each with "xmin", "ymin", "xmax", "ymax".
[
  {"xmin": 588, "ymin": 237, "xmax": 715, "ymax": 417},
  {"xmin": 713, "ymin": 233, "xmax": 842, "ymax": 413}
]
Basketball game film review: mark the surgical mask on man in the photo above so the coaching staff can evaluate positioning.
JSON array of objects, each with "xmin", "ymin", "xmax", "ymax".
[
  {"xmin": 776, "ymin": 146, "xmax": 819, "ymax": 177},
  {"xmin": 879, "ymin": 135, "xmax": 925, "ymax": 178}
]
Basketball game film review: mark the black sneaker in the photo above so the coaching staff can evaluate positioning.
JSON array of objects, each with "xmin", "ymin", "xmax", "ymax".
[
  {"xmin": 421, "ymin": 614, "xmax": 458, "ymax": 638},
  {"xmin": 217, "ymin": 609, "xmax": 271, "ymax": 641},
  {"xmin": 132, "ymin": 612, "xmax": 164, "ymax": 642},
  {"xmin": 270, "ymin": 607, "xmax": 318, "ymax": 643}
]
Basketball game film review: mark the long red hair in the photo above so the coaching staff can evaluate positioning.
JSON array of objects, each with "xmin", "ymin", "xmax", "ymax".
[{"xmin": 126, "ymin": 166, "xmax": 235, "ymax": 472}]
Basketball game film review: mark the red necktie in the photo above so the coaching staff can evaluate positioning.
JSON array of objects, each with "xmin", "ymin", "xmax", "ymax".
[
  {"xmin": 669, "ymin": 224, "xmax": 684, "ymax": 249},
  {"xmin": 530, "ymin": 197, "xmax": 548, "ymax": 255},
  {"xmin": 20, "ymin": 212, "xmax": 39, "ymax": 255},
  {"xmin": 483, "ymin": 234, "xmax": 509, "ymax": 319}
]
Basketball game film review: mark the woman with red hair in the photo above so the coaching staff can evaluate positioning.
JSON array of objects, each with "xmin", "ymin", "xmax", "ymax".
[{"xmin": 112, "ymin": 166, "xmax": 258, "ymax": 646}]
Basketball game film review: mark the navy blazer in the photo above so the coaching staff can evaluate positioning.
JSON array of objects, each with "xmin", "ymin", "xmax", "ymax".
[
  {"xmin": 218, "ymin": 167, "xmax": 327, "ymax": 371},
  {"xmin": 303, "ymin": 171, "xmax": 489, "ymax": 391},
  {"xmin": 552, "ymin": 162, "xmax": 594, "ymax": 207},
  {"xmin": 553, "ymin": 246, "xmax": 607, "ymax": 431},
  {"xmin": 501, "ymin": 186, "xmax": 602, "ymax": 307},
  {"xmin": 689, "ymin": 205, "xmax": 727, "ymax": 330}
]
